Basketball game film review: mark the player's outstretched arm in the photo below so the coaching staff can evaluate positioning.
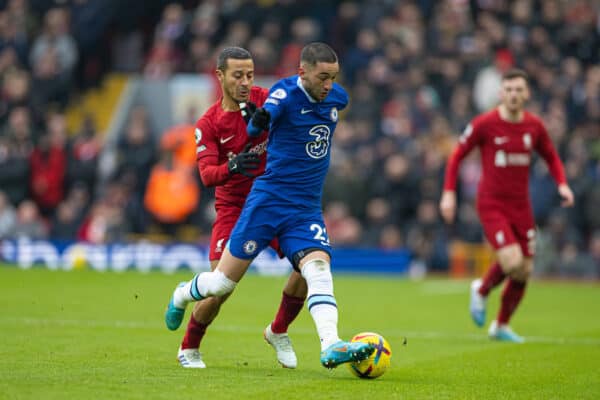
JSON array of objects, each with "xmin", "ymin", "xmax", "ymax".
[
  {"xmin": 558, "ymin": 183, "xmax": 575, "ymax": 208},
  {"xmin": 439, "ymin": 190, "xmax": 457, "ymax": 224},
  {"xmin": 247, "ymin": 108, "xmax": 270, "ymax": 137}
]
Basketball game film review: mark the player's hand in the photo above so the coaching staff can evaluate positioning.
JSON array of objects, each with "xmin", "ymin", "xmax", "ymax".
[
  {"xmin": 250, "ymin": 107, "xmax": 270, "ymax": 131},
  {"xmin": 558, "ymin": 184, "xmax": 574, "ymax": 207},
  {"xmin": 228, "ymin": 143, "xmax": 260, "ymax": 178},
  {"xmin": 439, "ymin": 190, "xmax": 457, "ymax": 224},
  {"xmin": 239, "ymin": 101, "xmax": 257, "ymax": 123}
]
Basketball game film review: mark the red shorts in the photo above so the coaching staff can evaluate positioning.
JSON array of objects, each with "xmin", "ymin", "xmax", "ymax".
[
  {"xmin": 209, "ymin": 208, "xmax": 282, "ymax": 261},
  {"xmin": 476, "ymin": 196, "xmax": 536, "ymax": 257}
]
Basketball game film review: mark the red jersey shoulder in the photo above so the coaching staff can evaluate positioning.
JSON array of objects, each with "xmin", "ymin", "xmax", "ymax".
[
  {"xmin": 473, "ymin": 108, "xmax": 500, "ymax": 130},
  {"xmin": 195, "ymin": 102, "xmax": 221, "ymax": 138},
  {"xmin": 523, "ymin": 111, "xmax": 546, "ymax": 131},
  {"xmin": 249, "ymin": 86, "xmax": 269, "ymax": 107}
]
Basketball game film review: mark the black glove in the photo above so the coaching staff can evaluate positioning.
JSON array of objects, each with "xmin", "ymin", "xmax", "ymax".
[
  {"xmin": 250, "ymin": 107, "xmax": 270, "ymax": 131},
  {"xmin": 239, "ymin": 101, "xmax": 257, "ymax": 123},
  {"xmin": 227, "ymin": 143, "xmax": 260, "ymax": 178}
]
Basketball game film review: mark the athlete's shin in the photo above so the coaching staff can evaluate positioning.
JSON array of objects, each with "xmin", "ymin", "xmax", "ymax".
[
  {"xmin": 301, "ymin": 257, "xmax": 341, "ymax": 349},
  {"xmin": 498, "ymin": 278, "xmax": 527, "ymax": 324}
]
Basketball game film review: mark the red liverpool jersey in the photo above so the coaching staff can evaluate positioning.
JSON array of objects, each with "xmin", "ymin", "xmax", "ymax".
[
  {"xmin": 195, "ymin": 86, "xmax": 269, "ymax": 209},
  {"xmin": 443, "ymin": 108, "xmax": 566, "ymax": 200}
]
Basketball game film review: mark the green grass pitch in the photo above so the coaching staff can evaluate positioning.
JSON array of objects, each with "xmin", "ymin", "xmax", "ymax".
[{"xmin": 1, "ymin": 266, "xmax": 599, "ymax": 399}]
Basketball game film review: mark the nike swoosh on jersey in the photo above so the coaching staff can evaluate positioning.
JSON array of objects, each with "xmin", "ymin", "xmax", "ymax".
[
  {"xmin": 301, "ymin": 108, "xmax": 313, "ymax": 114},
  {"xmin": 220, "ymin": 135, "xmax": 235, "ymax": 144}
]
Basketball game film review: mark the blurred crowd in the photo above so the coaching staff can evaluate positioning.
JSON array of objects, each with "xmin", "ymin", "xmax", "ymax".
[{"xmin": 0, "ymin": 0, "xmax": 599, "ymax": 278}]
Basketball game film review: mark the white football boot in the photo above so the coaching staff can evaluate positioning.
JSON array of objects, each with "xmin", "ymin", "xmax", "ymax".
[
  {"xmin": 264, "ymin": 323, "xmax": 298, "ymax": 369},
  {"xmin": 177, "ymin": 347, "xmax": 207, "ymax": 368}
]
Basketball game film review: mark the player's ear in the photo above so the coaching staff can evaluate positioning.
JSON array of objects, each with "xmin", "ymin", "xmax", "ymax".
[
  {"xmin": 298, "ymin": 65, "xmax": 305, "ymax": 77},
  {"xmin": 216, "ymin": 68, "xmax": 225, "ymax": 84},
  {"xmin": 523, "ymin": 86, "xmax": 531, "ymax": 102}
]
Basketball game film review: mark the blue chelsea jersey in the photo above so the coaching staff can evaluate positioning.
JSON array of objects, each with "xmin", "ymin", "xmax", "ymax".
[{"xmin": 250, "ymin": 75, "xmax": 349, "ymax": 208}]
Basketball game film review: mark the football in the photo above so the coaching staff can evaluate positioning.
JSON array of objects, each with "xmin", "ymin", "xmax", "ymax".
[{"xmin": 347, "ymin": 332, "xmax": 392, "ymax": 379}]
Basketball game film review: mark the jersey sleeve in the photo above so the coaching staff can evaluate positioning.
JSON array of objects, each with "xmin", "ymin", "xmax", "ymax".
[
  {"xmin": 195, "ymin": 117, "xmax": 230, "ymax": 187},
  {"xmin": 443, "ymin": 119, "xmax": 483, "ymax": 191},
  {"xmin": 248, "ymin": 82, "xmax": 288, "ymax": 136},
  {"xmin": 534, "ymin": 120, "xmax": 567, "ymax": 186}
]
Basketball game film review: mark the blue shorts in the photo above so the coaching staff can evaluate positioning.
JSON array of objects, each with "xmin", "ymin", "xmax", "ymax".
[{"xmin": 227, "ymin": 193, "xmax": 331, "ymax": 262}]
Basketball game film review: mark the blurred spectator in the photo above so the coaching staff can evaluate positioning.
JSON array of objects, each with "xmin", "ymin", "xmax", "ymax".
[
  {"xmin": 115, "ymin": 105, "xmax": 156, "ymax": 194},
  {"xmin": 29, "ymin": 112, "xmax": 68, "ymax": 216},
  {"xmin": 67, "ymin": 114, "xmax": 101, "ymax": 194},
  {"xmin": 0, "ymin": 190, "xmax": 16, "ymax": 238},
  {"xmin": 0, "ymin": 107, "xmax": 32, "ymax": 206},
  {"xmin": 143, "ymin": 149, "xmax": 199, "ymax": 235},
  {"xmin": 77, "ymin": 181, "xmax": 129, "ymax": 244},
  {"xmin": 49, "ymin": 200, "xmax": 80, "ymax": 241},
  {"xmin": 10, "ymin": 199, "xmax": 47, "ymax": 239}
]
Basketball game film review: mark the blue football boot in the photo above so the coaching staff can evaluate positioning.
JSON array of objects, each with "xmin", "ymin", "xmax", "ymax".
[
  {"xmin": 488, "ymin": 320, "xmax": 525, "ymax": 343},
  {"xmin": 470, "ymin": 279, "xmax": 487, "ymax": 327},
  {"xmin": 320, "ymin": 340, "xmax": 375, "ymax": 369},
  {"xmin": 165, "ymin": 282, "xmax": 187, "ymax": 331}
]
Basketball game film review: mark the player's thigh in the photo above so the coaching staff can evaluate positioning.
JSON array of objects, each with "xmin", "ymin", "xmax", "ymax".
[
  {"xmin": 278, "ymin": 215, "xmax": 332, "ymax": 264},
  {"xmin": 227, "ymin": 204, "xmax": 276, "ymax": 258},
  {"xmin": 209, "ymin": 209, "xmax": 241, "ymax": 261},
  {"xmin": 510, "ymin": 208, "xmax": 537, "ymax": 258},
  {"xmin": 216, "ymin": 248, "xmax": 253, "ymax": 282},
  {"xmin": 479, "ymin": 206, "xmax": 518, "ymax": 250}
]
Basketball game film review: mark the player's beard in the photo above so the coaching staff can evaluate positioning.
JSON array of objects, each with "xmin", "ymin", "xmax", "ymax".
[{"xmin": 226, "ymin": 86, "xmax": 249, "ymax": 104}]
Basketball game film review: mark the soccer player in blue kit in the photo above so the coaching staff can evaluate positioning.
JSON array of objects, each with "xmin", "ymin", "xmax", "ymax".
[{"xmin": 165, "ymin": 42, "xmax": 375, "ymax": 369}]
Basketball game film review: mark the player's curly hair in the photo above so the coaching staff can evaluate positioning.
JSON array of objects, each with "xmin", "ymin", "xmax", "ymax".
[
  {"xmin": 217, "ymin": 47, "xmax": 252, "ymax": 71},
  {"xmin": 301, "ymin": 42, "xmax": 338, "ymax": 66}
]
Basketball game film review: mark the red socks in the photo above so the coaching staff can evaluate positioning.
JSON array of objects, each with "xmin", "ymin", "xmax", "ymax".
[
  {"xmin": 270, "ymin": 292, "xmax": 305, "ymax": 334},
  {"xmin": 181, "ymin": 316, "xmax": 208, "ymax": 350},
  {"xmin": 478, "ymin": 262, "xmax": 506, "ymax": 297},
  {"xmin": 498, "ymin": 279, "xmax": 527, "ymax": 325}
]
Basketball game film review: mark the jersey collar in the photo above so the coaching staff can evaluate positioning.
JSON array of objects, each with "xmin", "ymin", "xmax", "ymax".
[{"xmin": 297, "ymin": 76, "xmax": 317, "ymax": 103}]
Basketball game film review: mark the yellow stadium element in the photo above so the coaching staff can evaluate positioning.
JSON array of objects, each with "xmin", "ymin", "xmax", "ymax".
[
  {"xmin": 65, "ymin": 73, "xmax": 129, "ymax": 139},
  {"xmin": 449, "ymin": 240, "xmax": 495, "ymax": 278}
]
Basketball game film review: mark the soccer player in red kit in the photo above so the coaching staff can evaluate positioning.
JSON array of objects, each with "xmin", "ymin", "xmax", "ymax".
[
  {"xmin": 440, "ymin": 69, "xmax": 574, "ymax": 342},
  {"xmin": 174, "ymin": 47, "xmax": 307, "ymax": 368}
]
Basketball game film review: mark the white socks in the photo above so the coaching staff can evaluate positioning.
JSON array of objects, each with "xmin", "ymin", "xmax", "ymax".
[
  {"xmin": 301, "ymin": 258, "xmax": 341, "ymax": 350},
  {"xmin": 173, "ymin": 270, "xmax": 237, "ymax": 308}
]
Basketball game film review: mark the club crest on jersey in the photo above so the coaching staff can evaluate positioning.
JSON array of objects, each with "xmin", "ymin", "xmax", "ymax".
[
  {"xmin": 270, "ymin": 88, "xmax": 287, "ymax": 100},
  {"xmin": 523, "ymin": 133, "xmax": 532, "ymax": 149},
  {"xmin": 330, "ymin": 107, "xmax": 338, "ymax": 122},
  {"xmin": 195, "ymin": 128, "xmax": 202, "ymax": 144},
  {"xmin": 243, "ymin": 240, "xmax": 258, "ymax": 255},
  {"xmin": 306, "ymin": 125, "xmax": 331, "ymax": 159}
]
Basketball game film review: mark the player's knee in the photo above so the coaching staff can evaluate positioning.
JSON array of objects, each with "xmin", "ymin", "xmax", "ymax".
[
  {"xmin": 512, "ymin": 260, "xmax": 533, "ymax": 282},
  {"xmin": 200, "ymin": 270, "xmax": 237, "ymax": 297},
  {"xmin": 499, "ymin": 248, "xmax": 524, "ymax": 274}
]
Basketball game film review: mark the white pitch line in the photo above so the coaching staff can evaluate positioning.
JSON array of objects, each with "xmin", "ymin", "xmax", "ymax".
[{"xmin": 2, "ymin": 316, "xmax": 599, "ymax": 346}]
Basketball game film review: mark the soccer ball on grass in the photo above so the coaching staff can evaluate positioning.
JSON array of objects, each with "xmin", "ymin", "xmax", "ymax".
[{"xmin": 347, "ymin": 332, "xmax": 392, "ymax": 379}]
